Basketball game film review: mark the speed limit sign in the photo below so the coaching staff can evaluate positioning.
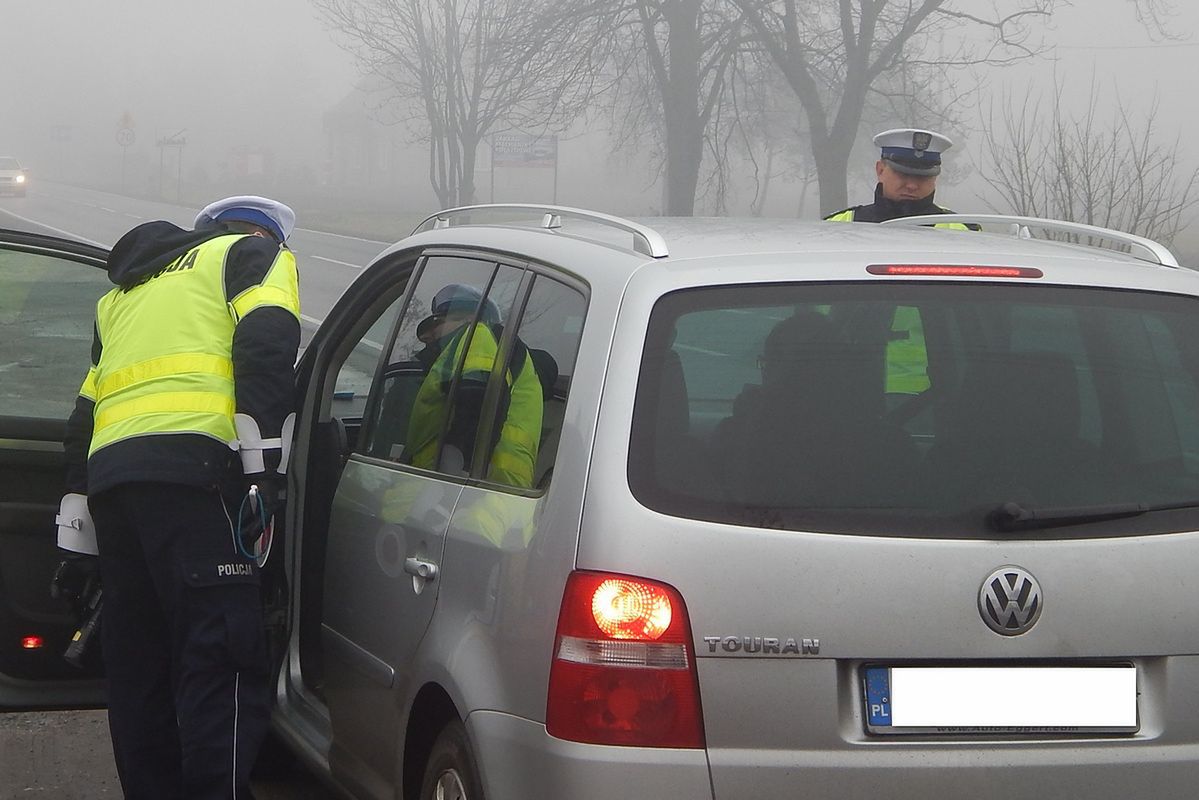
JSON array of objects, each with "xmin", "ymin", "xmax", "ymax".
[{"xmin": 117, "ymin": 127, "xmax": 135, "ymax": 147}]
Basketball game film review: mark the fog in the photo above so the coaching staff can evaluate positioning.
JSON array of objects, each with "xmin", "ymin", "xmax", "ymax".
[
  {"xmin": 0, "ymin": 0, "xmax": 356, "ymax": 200},
  {"xmin": 2, "ymin": 0, "xmax": 1198, "ymax": 254}
]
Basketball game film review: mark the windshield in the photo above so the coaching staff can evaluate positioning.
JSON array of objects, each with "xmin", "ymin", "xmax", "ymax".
[
  {"xmin": 0, "ymin": 158, "xmax": 19, "ymax": 170},
  {"xmin": 629, "ymin": 281, "xmax": 1199, "ymax": 537}
]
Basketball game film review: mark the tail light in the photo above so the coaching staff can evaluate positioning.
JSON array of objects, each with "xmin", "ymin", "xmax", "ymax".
[{"xmin": 547, "ymin": 570, "xmax": 705, "ymax": 748}]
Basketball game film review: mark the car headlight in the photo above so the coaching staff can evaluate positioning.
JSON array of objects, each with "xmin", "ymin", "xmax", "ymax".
[{"xmin": 15, "ymin": 175, "xmax": 25, "ymax": 183}]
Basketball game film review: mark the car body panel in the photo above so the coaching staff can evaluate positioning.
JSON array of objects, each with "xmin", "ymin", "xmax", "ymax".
[{"xmin": 468, "ymin": 710, "xmax": 712, "ymax": 800}]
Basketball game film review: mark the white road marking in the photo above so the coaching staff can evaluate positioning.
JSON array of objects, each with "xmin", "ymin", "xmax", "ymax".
[
  {"xmin": 296, "ymin": 227, "xmax": 388, "ymax": 245},
  {"xmin": 0, "ymin": 207, "xmax": 107, "ymax": 247},
  {"xmin": 309, "ymin": 254, "xmax": 364, "ymax": 270},
  {"xmin": 677, "ymin": 344, "xmax": 728, "ymax": 357}
]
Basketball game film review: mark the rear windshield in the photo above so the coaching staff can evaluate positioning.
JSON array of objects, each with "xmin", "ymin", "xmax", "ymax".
[{"xmin": 628, "ymin": 282, "xmax": 1199, "ymax": 537}]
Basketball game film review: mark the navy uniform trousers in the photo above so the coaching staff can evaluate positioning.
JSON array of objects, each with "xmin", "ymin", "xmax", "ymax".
[{"xmin": 90, "ymin": 481, "xmax": 271, "ymax": 800}]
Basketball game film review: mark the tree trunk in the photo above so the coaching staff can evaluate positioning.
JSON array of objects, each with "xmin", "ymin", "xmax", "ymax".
[
  {"xmin": 649, "ymin": 0, "xmax": 704, "ymax": 216},
  {"xmin": 663, "ymin": 107, "xmax": 703, "ymax": 215},
  {"xmin": 458, "ymin": 135, "xmax": 479, "ymax": 206},
  {"xmin": 815, "ymin": 134, "xmax": 854, "ymax": 216}
]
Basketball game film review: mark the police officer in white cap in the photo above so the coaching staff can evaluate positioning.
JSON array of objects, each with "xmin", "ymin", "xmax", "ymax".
[
  {"xmin": 825, "ymin": 128, "xmax": 976, "ymax": 229},
  {"xmin": 58, "ymin": 195, "xmax": 300, "ymax": 798}
]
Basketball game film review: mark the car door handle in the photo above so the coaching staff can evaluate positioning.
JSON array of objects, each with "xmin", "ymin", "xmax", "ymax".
[{"xmin": 404, "ymin": 557, "xmax": 439, "ymax": 581}]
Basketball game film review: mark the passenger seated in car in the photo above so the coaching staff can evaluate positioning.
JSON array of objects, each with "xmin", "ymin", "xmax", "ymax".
[
  {"xmin": 723, "ymin": 310, "xmax": 919, "ymax": 510},
  {"xmin": 405, "ymin": 284, "xmax": 544, "ymax": 488}
]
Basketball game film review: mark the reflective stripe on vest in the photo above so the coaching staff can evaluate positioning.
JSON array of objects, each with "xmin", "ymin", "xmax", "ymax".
[
  {"xmin": 88, "ymin": 234, "xmax": 269, "ymax": 456},
  {"xmin": 229, "ymin": 248, "xmax": 300, "ymax": 322}
]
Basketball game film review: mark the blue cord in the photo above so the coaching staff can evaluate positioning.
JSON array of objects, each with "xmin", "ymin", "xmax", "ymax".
[{"xmin": 234, "ymin": 488, "xmax": 269, "ymax": 561}]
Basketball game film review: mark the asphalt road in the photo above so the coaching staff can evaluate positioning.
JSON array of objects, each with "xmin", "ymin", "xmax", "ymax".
[
  {"xmin": 0, "ymin": 710, "xmax": 340, "ymax": 799},
  {"xmin": 0, "ymin": 183, "xmax": 380, "ymax": 799}
]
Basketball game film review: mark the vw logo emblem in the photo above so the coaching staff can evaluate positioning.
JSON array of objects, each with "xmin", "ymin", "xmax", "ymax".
[{"xmin": 979, "ymin": 566, "xmax": 1043, "ymax": 636}]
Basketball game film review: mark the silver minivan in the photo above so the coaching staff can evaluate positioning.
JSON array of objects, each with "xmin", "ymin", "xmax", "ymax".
[{"xmin": 6, "ymin": 207, "xmax": 1199, "ymax": 798}]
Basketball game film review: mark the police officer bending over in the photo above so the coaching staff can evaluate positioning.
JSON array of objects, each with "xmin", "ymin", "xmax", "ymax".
[
  {"xmin": 56, "ymin": 195, "xmax": 301, "ymax": 799},
  {"xmin": 825, "ymin": 128, "xmax": 977, "ymax": 230}
]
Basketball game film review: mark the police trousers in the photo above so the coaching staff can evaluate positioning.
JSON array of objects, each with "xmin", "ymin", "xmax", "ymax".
[{"xmin": 90, "ymin": 481, "xmax": 271, "ymax": 800}]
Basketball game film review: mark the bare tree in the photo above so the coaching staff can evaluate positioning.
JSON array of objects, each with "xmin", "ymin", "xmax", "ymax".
[
  {"xmin": 977, "ymin": 82, "xmax": 1199, "ymax": 248},
  {"xmin": 314, "ymin": 0, "xmax": 613, "ymax": 208},
  {"xmin": 733, "ymin": 0, "xmax": 1178, "ymax": 217},
  {"xmin": 733, "ymin": 0, "xmax": 1062, "ymax": 216},
  {"xmin": 578, "ymin": 0, "xmax": 749, "ymax": 215}
]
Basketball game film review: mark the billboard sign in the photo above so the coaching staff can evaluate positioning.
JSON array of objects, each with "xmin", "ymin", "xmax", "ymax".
[{"xmin": 492, "ymin": 132, "xmax": 558, "ymax": 168}]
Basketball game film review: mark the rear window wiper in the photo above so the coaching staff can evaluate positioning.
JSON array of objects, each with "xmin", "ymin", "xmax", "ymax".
[{"xmin": 989, "ymin": 499, "xmax": 1199, "ymax": 532}]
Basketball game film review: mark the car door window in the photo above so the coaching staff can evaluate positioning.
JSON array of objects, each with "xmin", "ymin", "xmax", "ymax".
[
  {"xmin": 0, "ymin": 245, "xmax": 110, "ymax": 418},
  {"xmin": 0, "ymin": 236, "xmax": 110, "ymax": 699},
  {"xmin": 362, "ymin": 257, "xmax": 525, "ymax": 479},
  {"xmin": 475, "ymin": 273, "xmax": 587, "ymax": 491}
]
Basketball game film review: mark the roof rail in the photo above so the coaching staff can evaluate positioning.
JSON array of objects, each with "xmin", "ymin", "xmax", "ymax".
[
  {"xmin": 879, "ymin": 214, "xmax": 1179, "ymax": 267},
  {"xmin": 412, "ymin": 204, "xmax": 670, "ymax": 258}
]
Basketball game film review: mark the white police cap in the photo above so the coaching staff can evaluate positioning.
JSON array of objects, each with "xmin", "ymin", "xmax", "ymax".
[
  {"xmin": 873, "ymin": 128, "xmax": 954, "ymax": 176},
  {"xmin": 194, "ymin": 195, "xmax": 296, "ymax": 242}
]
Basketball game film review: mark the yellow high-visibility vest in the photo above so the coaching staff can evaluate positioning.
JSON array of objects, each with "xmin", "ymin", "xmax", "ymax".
[
  {"xmin": 407, "ymin": 323, "xmax": 543, "ymax": 488},
  {"xmin": 825, "ymin": 208, "xmax": 973, "ymax": 230},
  {"xmin": 83, "ymin": 234, "xmax": 299, "ymax": 457}
]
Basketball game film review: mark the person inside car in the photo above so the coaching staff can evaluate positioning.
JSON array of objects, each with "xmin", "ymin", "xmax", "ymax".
[{"xmin": 405, "ymin": 284, "xmax": 543, "ymax": 489}]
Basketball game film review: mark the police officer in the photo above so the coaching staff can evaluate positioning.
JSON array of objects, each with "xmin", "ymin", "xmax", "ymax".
[
  {"xmin": 406, "ymin": 284, "xmax": 542, "ymax": 488},
  {"xmin": 57, "ymin": 195, "xmax": 301, "ymax": 799},
  {"xmin": 825, "ymin": 128, "xmax": 976, "ymax": 229}
]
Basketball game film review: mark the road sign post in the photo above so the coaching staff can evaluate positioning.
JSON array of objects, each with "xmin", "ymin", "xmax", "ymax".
[
  {"xmin": 155, "ymin": 129, "xmax": 187, "ymax": 201},
  {"xmin": 116, "ymin": 127, "xmax": 135, "ymax": 194}
]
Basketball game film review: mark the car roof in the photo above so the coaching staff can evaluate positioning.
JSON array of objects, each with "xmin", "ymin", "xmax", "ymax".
[{"xmin": 379, "ymin": 210, "xmax": 1196, "ymax": 296}]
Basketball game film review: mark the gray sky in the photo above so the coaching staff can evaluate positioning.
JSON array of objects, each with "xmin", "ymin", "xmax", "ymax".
[{"xmin": 0, "ymin": 0, "xmax": 357, "ymax": 182}]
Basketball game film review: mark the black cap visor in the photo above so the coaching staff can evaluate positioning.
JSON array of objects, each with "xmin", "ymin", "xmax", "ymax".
[{"xmin": 883, "ymin": 155, "xmax": 941, "ymax": 177}]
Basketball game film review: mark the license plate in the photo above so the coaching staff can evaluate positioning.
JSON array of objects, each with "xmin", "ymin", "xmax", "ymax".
[{"xmin": 863, "ymin": 665, "xmax": 1138, "ymax": 734}]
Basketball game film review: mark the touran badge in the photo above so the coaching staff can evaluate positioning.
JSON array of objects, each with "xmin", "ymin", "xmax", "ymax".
[{"xmin": 979, "ymin": 566, "xmax": 1042, "ymax": 636}]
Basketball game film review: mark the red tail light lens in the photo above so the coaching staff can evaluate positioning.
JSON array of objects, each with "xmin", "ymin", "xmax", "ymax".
[
  {"xmin": 867, "ymin": 264, "xmax": 1044, "ymax": 278},
  {"xmin": 547, "ymin": 571, "xmax": 705, "ymax": 748},
  {"xmin": 21, "ymin": 636, "xmax": 43, "ymax": 650}
]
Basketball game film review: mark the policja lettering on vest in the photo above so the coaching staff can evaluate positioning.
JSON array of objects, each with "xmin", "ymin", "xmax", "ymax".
[{"xmin": 56, "ymin": 194, "xmax": 300, "ymax": 799}]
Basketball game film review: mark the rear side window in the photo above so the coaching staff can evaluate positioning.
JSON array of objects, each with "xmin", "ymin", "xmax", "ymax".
[
  {"xmin": 629, "ymin": 282, "xmax": 1199, "ymax": 537},
  {"xmin": 476, "ymin": 273, "xmax": 586, "ymax": 491}
]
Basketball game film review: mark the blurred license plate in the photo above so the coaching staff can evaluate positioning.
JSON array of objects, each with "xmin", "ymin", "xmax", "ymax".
[{"xmin": 863, "ymin": 665, "xmax": 1138, "ymax": 734}]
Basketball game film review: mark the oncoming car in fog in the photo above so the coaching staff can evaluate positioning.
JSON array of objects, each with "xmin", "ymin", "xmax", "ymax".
[
  {"xmin": 0, "ymin": 157, "xmax": 28, "ymax": 197},
  {"xmin": 5, "ymin": 206, "xmax": 1199, "ymax": 799}
]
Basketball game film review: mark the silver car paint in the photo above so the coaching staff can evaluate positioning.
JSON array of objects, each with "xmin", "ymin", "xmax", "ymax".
[{"xmin": 275, "ymin": 219, "xmax": 1199, "ymax": 799}]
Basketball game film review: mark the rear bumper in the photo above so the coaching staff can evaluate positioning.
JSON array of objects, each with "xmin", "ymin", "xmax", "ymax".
[
  {"xmin": 468, "ymin": 710, "xmax": 713, "ymax": 800},
  {"xmin": 699, "ymin": 656, "xmax": 1199, "ymax": 798},
  {"xmin": 708, "ymin": 742, "xmax": 1199, "ymax": 798}
]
